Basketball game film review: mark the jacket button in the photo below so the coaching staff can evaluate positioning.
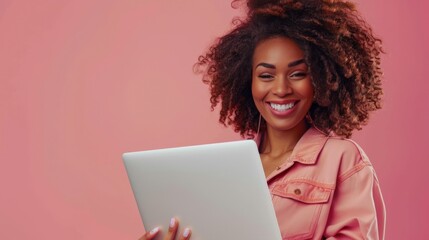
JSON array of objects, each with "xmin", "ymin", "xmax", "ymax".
[{"xmin": 294, "ymin": 189, "xmax": 301, "ymax": 195}]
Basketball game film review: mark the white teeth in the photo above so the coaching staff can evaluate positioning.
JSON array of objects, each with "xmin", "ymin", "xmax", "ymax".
[{"xmin": 270, "ymin": 102, "xmax": 295, "ymax": 111}]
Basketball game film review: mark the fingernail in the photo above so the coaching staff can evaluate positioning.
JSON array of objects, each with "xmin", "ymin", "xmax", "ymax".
[
  {"xmin": 149, "ymin": 227, "xmax": 160, "ymax": 235},
  {"xmin": 169, "ymin": 218, "xmax": 176, "ymax": 228},
  {"xmin": 183, "ymin": 228, "xmax": 191, "ymax": 238}
]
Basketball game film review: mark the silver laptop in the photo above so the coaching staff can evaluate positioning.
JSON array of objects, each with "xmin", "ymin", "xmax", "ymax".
[{"xmin": 123, "ymin": 140, "xmax": 281, "ymax": 240}]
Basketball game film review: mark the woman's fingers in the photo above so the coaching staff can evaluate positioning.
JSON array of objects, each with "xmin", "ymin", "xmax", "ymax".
[
  {"xmin": 163, "ymin": 218, "xmax": 179, "ymax": 240},
  {"xmin": 138, "ymin": 227, "xmax": 160, "ymax": 240},
  {"xmin": 163, "ymin": 217, "xmax": 192, "ymax": 240},
  {"xmin": 138, "ymin": 218, "xmax": 192, "ymax": 240},
  {"xmin": 178, "ymin": 228, "xmax": 192, "ymax": 240}
]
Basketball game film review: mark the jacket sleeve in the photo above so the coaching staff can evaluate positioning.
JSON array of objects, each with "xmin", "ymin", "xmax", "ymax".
[{"xmin": 324, "ymin": 162, "xmax": 386, "ymax": 240}]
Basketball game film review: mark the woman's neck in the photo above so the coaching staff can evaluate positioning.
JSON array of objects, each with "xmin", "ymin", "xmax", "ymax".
[{"xmin": 261, "ymin": 121, "xmax": 309, "ymax": 158}]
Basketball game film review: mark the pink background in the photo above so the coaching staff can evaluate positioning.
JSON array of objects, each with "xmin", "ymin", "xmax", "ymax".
[{"xmin": 0, "ymin": 0, "xmax": 427, "ymax": 239}]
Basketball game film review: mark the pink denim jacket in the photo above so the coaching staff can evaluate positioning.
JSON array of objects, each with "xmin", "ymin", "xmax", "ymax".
[{"xmin": 264, "ymin": 127, "xmax": 386, "ymax": 240}]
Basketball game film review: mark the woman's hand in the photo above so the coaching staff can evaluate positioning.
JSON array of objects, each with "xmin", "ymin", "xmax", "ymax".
[{"xmin": 138, "ymin": 217, "xmax": 192, "ymax": 240}]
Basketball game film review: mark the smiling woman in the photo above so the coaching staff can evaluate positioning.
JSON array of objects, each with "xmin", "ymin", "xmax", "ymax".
[
  {"xmin": 195, "ymin": 0, "xmax": 383, "ymax": 140},
  {"xmin": 191, "ymin": 0, "xmax": 386, "ymax": 239},
  {"xmin": 252, "ymin": 37, "xmax": 314, "ymax": 140},
  {"xmin": 252, "ymin": 37, "xmax": 315, "ymax": 178}
]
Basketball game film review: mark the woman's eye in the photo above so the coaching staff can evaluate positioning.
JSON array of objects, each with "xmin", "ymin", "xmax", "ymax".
[
  {"xmin": 289, "ymin": 72, "xmax": 307, "ymax": 79},
  {"xmin": 259, "ymin": 74, "xmax": 273, "ymax": 80}
]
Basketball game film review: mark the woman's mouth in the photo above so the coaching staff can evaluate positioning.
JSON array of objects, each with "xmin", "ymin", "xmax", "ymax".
[
  {"xmin": 269, "ymin": 102, "xmax": 295, "ymax": 112},
  {"xmin": 267, "ymin": 101, "xmax": 298, "ymax": 116}
]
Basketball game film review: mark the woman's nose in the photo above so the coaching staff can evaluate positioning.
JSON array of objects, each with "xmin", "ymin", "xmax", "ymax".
[{"xmin": 272, "ymin": 77, "xmax": 292, "ymax": 97}]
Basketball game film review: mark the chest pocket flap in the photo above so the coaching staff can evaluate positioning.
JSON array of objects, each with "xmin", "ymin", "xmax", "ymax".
[{"xmin": 272, "ymin": 179, "xmax": 333, "ymax": 204}]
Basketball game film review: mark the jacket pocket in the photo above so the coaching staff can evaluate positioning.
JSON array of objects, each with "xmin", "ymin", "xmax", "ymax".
[{"xmin": 271, "ymin": 179, "xmax": 333, "ymax": 240}]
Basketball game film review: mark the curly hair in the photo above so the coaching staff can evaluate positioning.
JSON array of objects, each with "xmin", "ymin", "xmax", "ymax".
[{"xmin": 195, "ymin": 0, "xmax": 383, "ymax": 138}]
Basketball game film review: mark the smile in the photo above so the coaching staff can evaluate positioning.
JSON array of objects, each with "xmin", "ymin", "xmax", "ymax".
[{"xmin": 269, "ymin": 102, "xmax": 296, "ymax": 112}]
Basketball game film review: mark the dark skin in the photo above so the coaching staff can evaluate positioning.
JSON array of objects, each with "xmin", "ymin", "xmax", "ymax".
[
  {"xmin": 252, "ymin": 37, "xmax": 314, "ymax": 178},
  {"xmin": 260, "ymin": 123, "xmax": 308, "ymax": 178},
  {"xmin": 261, "ymin": 152, "xmax": 293, "ymax": 178}
]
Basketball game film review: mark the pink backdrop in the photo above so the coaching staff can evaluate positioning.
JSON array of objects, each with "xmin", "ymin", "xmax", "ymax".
[{"xmin": 1, "ymin": 0, "xmax": 427, "ymax": 239}]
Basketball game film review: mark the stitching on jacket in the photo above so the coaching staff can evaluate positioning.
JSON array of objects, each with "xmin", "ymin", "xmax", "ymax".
[
  {"xmin": 272, "ymin": 179, "xmax": 334, "ymax": 202},
  {"xmin": 284, "ymin": 178, "xmax": 336, "ymax": 190},
  {"xmin": 275, "ymin": 193, "xmax": 329, "ymax": 203},
  {"xmin": 338, "ymin": 162, "xmax": 371, "ymax": 183},
  {"xmin": 292, "ymin": 141, "xmax": 327, "ymax": 164}
]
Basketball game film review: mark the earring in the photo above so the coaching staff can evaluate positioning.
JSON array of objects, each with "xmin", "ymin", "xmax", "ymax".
[
  {"xmin": 305, "ymin": 113, "xmax": 313, "ymax": 125},
  {"xmin": 254, "ymin": 114, "xmax": 262, "ymax": 141}
]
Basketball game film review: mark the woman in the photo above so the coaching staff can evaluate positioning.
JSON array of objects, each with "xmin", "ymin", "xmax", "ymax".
[{"xmin": 140, "ymin": 0, "xmax": 385, "ymax": 239}]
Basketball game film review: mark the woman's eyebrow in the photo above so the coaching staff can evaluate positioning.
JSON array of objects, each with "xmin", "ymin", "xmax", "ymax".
[
  {"xmin": 255, "ymin": 62, "xmax": 275, "ymax": 69},
  {"xmin": 255, "ymin": 59, "xmax": 306, "ymax": 69},
  {"xmin": 288, "ymin": 59, "xmax": 305, "ymax": 67}
]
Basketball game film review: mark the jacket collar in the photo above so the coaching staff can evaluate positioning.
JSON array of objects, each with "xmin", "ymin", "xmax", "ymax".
[
  {"xmin": 263, "ymin": 127, "xmax": 331, "ymax": 182},
  {"xmin": 288, "ymin": 127, "xmax": 331, "ymax": 165}
]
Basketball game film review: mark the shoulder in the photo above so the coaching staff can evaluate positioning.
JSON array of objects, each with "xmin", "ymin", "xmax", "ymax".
[
  {"xmin": 324, "ymin": 136, "xmax": 368, "ymax": 161},
  {"xmin": 321, "ymin": 136, "xmax": 373, "ymax": 181},
  {"xmin": 301, "ymin": 128, "xmax": 368, "ymax": 163}
]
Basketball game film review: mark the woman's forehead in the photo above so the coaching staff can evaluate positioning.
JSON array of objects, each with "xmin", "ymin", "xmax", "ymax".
[{"xmin": 252, "ymin": 37, "xmax": 305, "ymax": 65}]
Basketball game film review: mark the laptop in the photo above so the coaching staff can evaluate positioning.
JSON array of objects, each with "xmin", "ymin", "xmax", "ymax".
[{"xmin": 123, "ymin": 140, "xmax": 282, "ymax": 240}]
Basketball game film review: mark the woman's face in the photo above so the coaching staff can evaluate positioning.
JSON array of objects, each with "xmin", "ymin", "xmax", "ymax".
[{"xmin": 252, "ymin": 37, "xmax": 314, "ymax": 133}]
